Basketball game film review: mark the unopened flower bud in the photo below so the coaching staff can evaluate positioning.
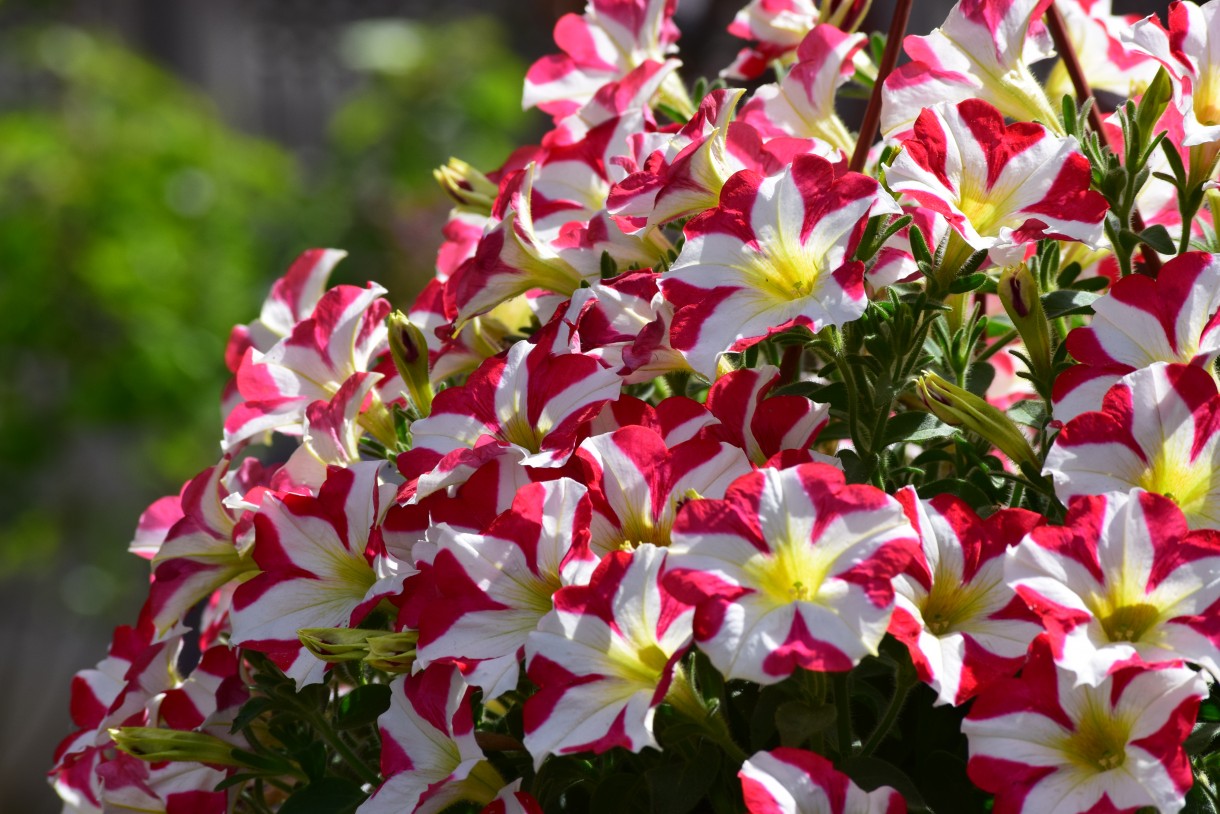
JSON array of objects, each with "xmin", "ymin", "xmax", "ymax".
[
  {"xmin": 110, "ymin": 727, "xmax": 243, "ymax": 767},
  {"xmin": 997, "ymin": 264, "xmax": 1052, "ymax": 384},
  {"xmin": 299, "ymin": 627, "xmax": 376, "ymax": 663},
  {"xmin": 916, "ymin": 372, "xmax": 1038, "ymax": 470},
  {"xmin": 364, "ymin": 631, "xmax": 418, "ymax": 673},
  {"xmin": 433, "ymin": 158, "xmax": 498, "ymax": 213},
  {"xmin": 388, "ymin": 311, "xmax": 434, "ymax": 417}
]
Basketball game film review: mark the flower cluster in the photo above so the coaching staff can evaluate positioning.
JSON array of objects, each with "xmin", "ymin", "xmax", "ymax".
[{"xmin": 53, "ymin": 1, "xmax": 1220, "ymax": 813}]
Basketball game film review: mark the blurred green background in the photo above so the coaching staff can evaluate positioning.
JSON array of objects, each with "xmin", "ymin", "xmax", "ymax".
[{"xmin": 0, "ymin": 5, "xmax": 536, "ymax": 810}]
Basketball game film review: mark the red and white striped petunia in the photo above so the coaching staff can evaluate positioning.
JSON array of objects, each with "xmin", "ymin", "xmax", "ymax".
[
  {"xmin": 703, "ymin": 365, "xmax": 829, "ymax": 465},
  {"xmin": 888, "ymin": 488, "xmax": 1043, "ymax": 707},
  {"xmin": 738, "ymin": 25, "xmax": 868, "ymax": 156},
  {"xmin": 1129, "ymin": 0, "xmax": 1220, "ymax": 147},
  {"xmin": 1054, "ymin": 251, "xmax": 1220, "ymax": 423},
  {"xmin": 221, "ymin": 248, "xmax": 347, "ymax": 415},
  {"xmin": 480, "ymin": 781, "xmax": 544, "ymax": 814},
  {"xmin": 589, "ymin": 393, "xmax": 721, "ymax": 446},
  {"xmin": 886, "ymin": 99, "xmax": 1108, "ymax": 265},
  {"xmin": 664, "ymin": 463, "xmax": 918, "ymax": 683},
  {"xmin": 229, "ymin": 462, "xmax": 407, "ymax": 687},
  {"xmin": 359, "ymin": 665, "xmax": 504, "ymax": 814},
  {"xmin": 523, "ymin": 0, "xmax": 681, "ymax": 119},
  {"xmin": 739, "ymin": 748, "xmax": 907, "ymax": 814},
  {"xmin": 523, "ymin": 544, "xmax": 693, "ymax": 765},
  {"xmin": 1006, "ymin": 489, "xmax": 1220, "ymax": 686},
  {"xmin": 963, "ymin": 635, "xmax": 1206, "ymax": 814},
  {"xmin": 223, "ymin": 282, "xmax": 392, "ymax": 450},
  {"xmin": 562, "ymin": 272, "xmax": 688, "ymax": 384},
  {"xmin": 723, "ymin": 0, "xmax": 821, "ymax": 79},
  {"xmin": 412, "ymin": 479, "xmax": 598, "ymax": 699},
  {"xmin": 1045, "ymin": 0, "xmax": 1157, "ymax": 103},
  {"xmin": 51, "ymin": 613, "xmax": 184, "ymax": 812},
  {"xmin": 576, "ymin": 424, "xmax": 752, "ymax": 555},
  {"xmin": 880, "ymin": 0, "xmax": 1060, "ymax": 138},
  {"xmin": 402, "ymin": 332, "xmax": 622, "ymax": 498},
  {"xmin": 146, "ymin": 456, "xmax": 273, "ymax": 637},
  {"xmin": 659, "ymin": 154, "xmax": 899, "ymax": 378},
  {"xmin": 1044, "ymin": 362, "xmax": 1220, "ymax": 530}
]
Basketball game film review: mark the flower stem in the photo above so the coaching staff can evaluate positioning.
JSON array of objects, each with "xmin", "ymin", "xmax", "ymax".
[
  {"xmin": 860, "ymin": 658, "xmax": 917, "ymax": 757},
  {"xmin": 832, "ymin": 671, "xmax": 855, "ymax": 756},
  {"xmin": 1044, "ymin": 2, "xmax": 1162, "ymax": 276},
  {"xmin": 849, "ymin": 0, "xmax": 913, "ymax": 173},
  {"xmin": 667, "ymin": 662, "xmax": 749, "ymax": 764}
]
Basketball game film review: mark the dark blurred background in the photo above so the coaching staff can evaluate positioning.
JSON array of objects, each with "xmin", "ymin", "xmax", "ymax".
[{"xmin": 0, "ymin": 0, "xmax": 1162, "ymax": 810}]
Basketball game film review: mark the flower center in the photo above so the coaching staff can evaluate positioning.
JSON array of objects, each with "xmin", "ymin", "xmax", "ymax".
[
  {"xmin": 745, "ymin": 535, "xmax": 831, "ymax": 608},
  {"xmin": 499, "ymin": 411, "xmax": 543, "ymax": 453},
  {"xmin": 1138, "ymin": 443, "xmax": 1215, "ymax": 524},
  {"xmin": 919, "ymin": 574, "xmax": 995, "ymax": 636},
  {"xmin": 1098, "ymin": 602, "xmax": 1161, "ymax": 644},
  {"xmin": 1059, "ymin": 697, "xmax": 1131, "ymax": 775},
  {"xmin": 744, "ymin": 240, "xmax": 823, "ymax": 304}
]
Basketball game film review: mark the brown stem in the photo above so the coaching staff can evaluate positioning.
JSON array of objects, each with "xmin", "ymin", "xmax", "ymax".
[
  {"xmin": 1045, "ymin": 3, "xmax": 1162, "ymax": 276},
  {"xmin": 849, "ymin": 0, "xmax": 913, "ymax": 173}
]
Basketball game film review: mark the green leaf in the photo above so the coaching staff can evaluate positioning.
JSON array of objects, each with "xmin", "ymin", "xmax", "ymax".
[
  {"xmin": 883, "ymin": 412, "xmax": 956, "ymax": 446},
  {"xmin": 278, "ymin": 777, "xmax": 366, "ymax": 814},
  {"xmin": 646, "ymin": 744, "xmax": 722, "ymax": 814},
  {"xmin": 292, "ymin": 742, "xmax": 328, "ymax": 782},
  {"xmin": 1183, "ymin": 781, "xmax": 1220, "ymax": 814},
  {"xmin": 948, "ymin": 273, "xmax": 987, "ymax": 294},
  {"xmin": 231, "ymin": 696, "xmax": 275, "ymax": 734},
  {"xmin": 335, "ymin": 683, "xmax": 392, "ymax": 731},
  {"xmin": 1008, "ymin": 399, "xmax": 1047, "ymax": 428},
  {"xmin": 840, "ymin": 756, "xmax": 931, "ymax": 812},
  {"xmin": 1136, "ymin": 67, "xmax": 1173, "ymax": 148},
  {"xmin": 774, "ymin": 701, "xmax": 837, "ymax": 748},
  {"xmin": 1138, "ymin": 224, "xmax": 1175, "ymax": 255},
  {"xmin": 771, "ymin": 380, "xmax": 849, "ymax": 407},
  {"xmin": 1071, "ymin": 275, "xmax": 1111, "ymax": 292},
  {"xmin": 1042, "ymin": 290, "xmax": 1100, "ymax": 319},
  {"xmin": 966, "ymin": 362, "xmax": 996, "ymax": 398},
  {"xmin": 909, "ymin": 224, "xmax": 934, "ymax": 269},
  {"xmin": 1187, "ymin": 722, "xmax": 1220, "ymax": 755},
  {"xmin": 917, "ymin": 478, "xmax": 991, "ymax": 507},
  {"xmin": 591, "ymin": 771, "xmax": 649, "ymax": 814}
]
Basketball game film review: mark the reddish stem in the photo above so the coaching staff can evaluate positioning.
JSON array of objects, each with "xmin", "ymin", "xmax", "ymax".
[
  {"xmin": 849, "ymin": 0, "xmax": 913, "ymax": 174},
  {"xmin": 1045, "ymin": 3, "xmax": 1162, "ymax": 276}
]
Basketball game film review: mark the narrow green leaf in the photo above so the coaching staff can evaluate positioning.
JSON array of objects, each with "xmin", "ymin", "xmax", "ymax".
[
  {"xmin": 335, "ymin": 684, "xmax": 392, "ymax": 731},
  {"xmin": 1042, "ymin": 290, "xmax": 1100, "ymax": 319},
  {"xmin": 278, "ymin": 777, "xmax": 366, "ymax": 814}
]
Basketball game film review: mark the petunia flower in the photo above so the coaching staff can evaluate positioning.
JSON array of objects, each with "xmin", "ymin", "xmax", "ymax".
[
  {"xmin": 359, "ymin": 665, "xmax": 505, "ymax": 814},
  {"xmin": 523, "ymin": 544, "xmax": 693, "ymax": 765},
  {"xmin": 889, "ymin": 488, "xmax": 1044, "ymax": 706},
  {"xmin": 740, "ymin": 747, "xmax": 907, "ymax": 814},
  {"xmin": 881, "ymin": 0, "xmax": 1060, "ymax": 138},
  {"xmin": 664, "ymin": 463, "xmax": 918, "ymax": 683},
  {"xmin": 659, "ymin": 154, "xmax": 899, "ymax": 378},
  {"xmin": 1054, "ymin": 250, "xmax": 1220, "ymax": 423},
  {"xmin": 576, "ymin": 424, "xmax": 752, "ymax": 555},
  {"xmin": 885, "ymin": 99, "xmax": 1108, "ymax": 265},
  {"xmin": 1044, "ymin": 362, "xmax": 1220, "ymax": 530},
  {"xmin": 412, "ymin": 479, "xmax": 599, "ymax": 699},
  {"xmin": 229, "ymin": 462, "xmax": 408, "ymax": 686},
  {"xmin": 963, "ymin": 635, "xmax": 1206, "ymax": 814},
  {"xmin": 1006, "ymin": 489, "xmax": 1220, "ymax": 686}
]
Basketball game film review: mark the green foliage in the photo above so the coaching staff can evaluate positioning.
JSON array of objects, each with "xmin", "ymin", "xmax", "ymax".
[
  {"xmin": 316, "ymin": 16, "xmax": 530, "ymax": 300},
  {"xmin": 0, "ymin": 17, "xmax": 531, "ymax": 598},
  {"xmin": 0, "ymin": 26, "xmax": 306, "ymax": 581}
]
